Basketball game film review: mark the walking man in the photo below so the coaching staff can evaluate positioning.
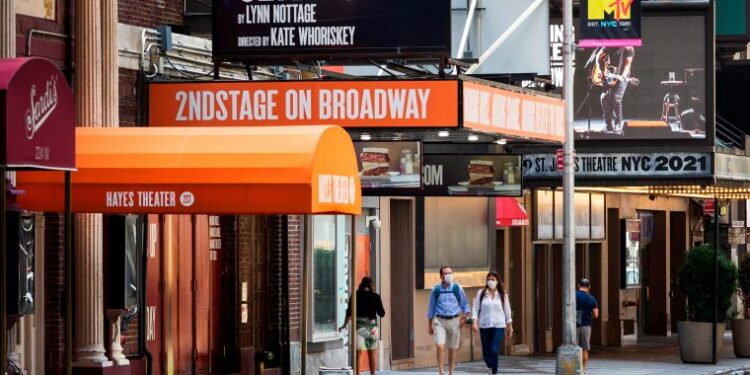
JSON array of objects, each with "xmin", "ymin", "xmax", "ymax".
[
  {"xmin": 576, "ymin": 278, "xmax": 599, "ymax": 370},
  {"xmin": 427, "ymin": 266, "xmax": 470, "ymax": 375}
]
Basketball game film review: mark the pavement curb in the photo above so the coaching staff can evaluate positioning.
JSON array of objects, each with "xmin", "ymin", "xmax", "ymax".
[{"xmin": 706, "ymin": 367, "xmax": 750, "ymax": 375}]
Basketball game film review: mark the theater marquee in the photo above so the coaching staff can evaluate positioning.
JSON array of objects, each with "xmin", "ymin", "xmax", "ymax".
[{"xmin": 148, "ymin": 80, "xmax": 460, "ymax": 128}]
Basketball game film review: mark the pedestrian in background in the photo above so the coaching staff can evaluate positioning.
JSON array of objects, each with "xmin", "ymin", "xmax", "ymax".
[
  {"xmin": 471, "ymin": 270, "xmax": 513, "ymax": 375},
  {"xmin": 427, "ymin": 266, "xmax": 471, "ymax": 375},
  {"xmin": 340, "ymin": 276, "xmax": 385, "ymax": 375},
  {"xmin": 576, "ymin": 278, "xmax": 599, "ymax": 370}
]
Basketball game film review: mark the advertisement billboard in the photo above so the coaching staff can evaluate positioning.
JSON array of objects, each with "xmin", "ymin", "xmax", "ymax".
[
  {"xmin": 213, "ymin": 0, "xmax": 451, "ymax": 63},
  {"xmin": 422, "ymin": 154, "xmax": 522, "ymax": 196},
  {"xmin": 579, "ymin": 0, "xmax": 641, "ymax": 47},
  {"xmin": 462, "ymin": 80, "xmax": 565, "ymax": 142},
  {"xmin": 354, "ymin": 141, "xmax": 422, "ymax": 194},
  {"xmin": 551, "ymin": 5, "xmax": 712, "ymax": 143},
  {"xmin": 148, "ymin": 80, "xmax": 459, "ymax": 128}
]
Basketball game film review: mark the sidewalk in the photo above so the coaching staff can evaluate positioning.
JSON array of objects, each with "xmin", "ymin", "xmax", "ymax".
[{"xmin": 376, "ymin": 335, "xmax": 750, "ymax": 375}]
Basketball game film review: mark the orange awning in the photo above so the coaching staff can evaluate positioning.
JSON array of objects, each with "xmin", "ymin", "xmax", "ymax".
[{"xmin": 16, "ymin": 126, "xmax": 361, "ymax": 215}]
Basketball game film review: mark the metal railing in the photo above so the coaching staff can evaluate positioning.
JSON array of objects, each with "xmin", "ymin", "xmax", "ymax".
[{"xmin": 716, "ymin": 114, "xmax": 745, "ymax": 150}]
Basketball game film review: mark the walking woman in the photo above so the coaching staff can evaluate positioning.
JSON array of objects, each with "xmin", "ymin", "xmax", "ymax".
[
  {"xmin": 471, "ymin": 270, "xmax": 513, "ymax": 375},
  {"xmin": 340, "ymin": 276, "xmax": 385, "ymax": 375}
]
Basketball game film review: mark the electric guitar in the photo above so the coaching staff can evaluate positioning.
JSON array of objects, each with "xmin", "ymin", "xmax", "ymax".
[{"xmin": 591, "ymin": 50, "xmax": 640, "ymax": 87}]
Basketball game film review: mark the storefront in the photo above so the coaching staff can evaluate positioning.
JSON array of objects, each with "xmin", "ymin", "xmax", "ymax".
[
  {"xmin": 0, "ymin": 57, "xmax": 75, "ymax": 374},
  {"xmin": 145, "ymin": 75, "xmax": 564, "ymax": 370},
  {"xmin": 16, "ymin": 125, "xmax": 362, "ymax": 375}
]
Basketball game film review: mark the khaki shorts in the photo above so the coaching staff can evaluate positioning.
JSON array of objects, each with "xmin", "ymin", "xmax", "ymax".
[
  {"xmin": 577, "ymin": 326, "xmax": 592, "ymax": 351},
  {"xmin": 433, "ymin": 317, "xmax": 460, "ymax": 350}
]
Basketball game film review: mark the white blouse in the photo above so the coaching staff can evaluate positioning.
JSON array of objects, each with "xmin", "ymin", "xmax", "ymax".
[{"xmin": 471, "ymin": 289, "xmax": 513, "ymax": 329}]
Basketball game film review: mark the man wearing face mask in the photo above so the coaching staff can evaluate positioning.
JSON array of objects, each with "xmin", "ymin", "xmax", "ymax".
[{"xmin": 427, "ymin": 266, "xmax": 471, "ymax": 375}]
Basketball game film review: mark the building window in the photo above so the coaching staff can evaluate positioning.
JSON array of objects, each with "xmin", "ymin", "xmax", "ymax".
[
  {"xmin": 534, "ymin": 190, "xmax": 606, "ymax": 240},
  {"xmin": 423, "ymin": 197, "xmax": 490, "ymax": 287},
  {"xmin": 311, "ymin": 215, "xmax": 339, "ymax": 341}
]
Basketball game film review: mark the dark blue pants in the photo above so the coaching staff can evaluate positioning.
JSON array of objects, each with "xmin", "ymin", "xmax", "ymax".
[{"xmin": 479, "ymin": 327, "xmax": 505, "ymax": 373}]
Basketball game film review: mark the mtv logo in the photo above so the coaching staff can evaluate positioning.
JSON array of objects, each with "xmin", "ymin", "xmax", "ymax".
[{"xmin": 588, "ymin": 0, "xmax": 634, "ymax": 21}]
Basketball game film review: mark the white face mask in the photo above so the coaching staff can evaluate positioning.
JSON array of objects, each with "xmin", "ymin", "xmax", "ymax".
[
  {"xmin": 487, "ymin": 280, "xmax": 498, "ymax": 290},
  {"xmin": 443, "ymin": 273, "xmax": 453, "ymax": 284}
]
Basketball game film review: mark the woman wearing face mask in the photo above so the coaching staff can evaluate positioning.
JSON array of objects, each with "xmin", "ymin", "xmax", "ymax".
[{"xmin": 471, "ymin": 270, "xmax": 513, "ymax": 375}]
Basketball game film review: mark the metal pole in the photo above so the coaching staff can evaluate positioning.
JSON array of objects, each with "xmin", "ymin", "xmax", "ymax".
[
  {"xmin": 301, "ymin": 216, "xmax": 308, "ymax": 375},
  {"xmin": 65, "ymin": 171, "xmax": 72, "ymax": 375},
  {"xmin": 1, "ymin": 167, "xmax": 7, "ymax": 374},
  {"xmin": 713, "ymin": 197, "xmax": 719, "ymax": 364},
  {"xmin": 350, "ymin": 216, "xmax": 358, "ymax": 374},
  {"xmin": 556, "ymin": 0, "xmax": 582, "ymax": 372}
]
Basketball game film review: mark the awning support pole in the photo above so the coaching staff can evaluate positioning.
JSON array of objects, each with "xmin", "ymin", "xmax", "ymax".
[
  {"xmin": 456, "ymin": 0, "xmax": 478, "ymax": 59},
  {"xmin": 65, "ymin": 171, "xmax": 72, "ymax": 375},
  {"xmin": 1, "ymin": 166, "xmax": 7, "ymax": 374},
  {"xmin": 466, "ymin": 0, "xmax": 544, "ymax": 74},
  {"xmin": 350, "ymin": 216, "xmax": 357, "ymax": 374},
  {"xmin": 301, "ymin": 216, "xmax": 308, "ymax": 375}
]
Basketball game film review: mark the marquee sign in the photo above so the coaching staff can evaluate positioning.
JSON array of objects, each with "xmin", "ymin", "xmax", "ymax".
[
  {"xmin": 523, "ymin": 152, "xmax": 712, "ymax": 178},
  {"xmin": 148, "ymin": 80, "xmax": 459, "ymax": 128},
  {"xmin": 213, "ymin": 0, "xmax": 451, "ymax": 62}
]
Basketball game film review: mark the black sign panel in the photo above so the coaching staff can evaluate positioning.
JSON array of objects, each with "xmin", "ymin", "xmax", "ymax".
[
  {"xmin": 579, "ymin": 0, "xmax": 641, "ymax": 47},
  {"xmin": 422, "ymin": 154, "xmax": 522, "ymax": 197},
  {"xmin": 213, "ymin": 0, "xmax": 451, "ymax": 62},
  {"xmin": 522, "ymin": 152, "xmax": 712, "ymax": 179}
]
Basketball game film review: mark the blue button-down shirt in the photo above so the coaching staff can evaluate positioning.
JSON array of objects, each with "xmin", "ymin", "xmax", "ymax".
[{"xmin": 427, "ymin": 282, "xmax": 470, "ymax": 319}]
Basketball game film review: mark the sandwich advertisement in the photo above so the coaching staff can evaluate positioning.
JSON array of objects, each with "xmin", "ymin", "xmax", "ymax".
[
  {"xmin": 422, "ymin": 154, "xmax": 522, "ymax": 197},
  {"xmin": 354, "ymin": 141, "xmax": 422, "ymax": 193}
]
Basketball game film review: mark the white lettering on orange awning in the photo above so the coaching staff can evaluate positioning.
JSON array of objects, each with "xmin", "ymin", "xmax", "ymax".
[
  {"xmin": 318, "ymin": 174, "xmax": 356, "ymax": 205},
  {"xmin": 105, "ymin": 191, "xmax": 178, "ymax": 208}
]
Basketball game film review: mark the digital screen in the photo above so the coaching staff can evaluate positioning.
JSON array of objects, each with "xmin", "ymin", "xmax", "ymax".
[
  {"xmin": 551, "ymin": 11, "xmax": 709, "ymax": 141},
  {"xmin": 422, "ymin": 154, "xmax": 522, "ymax": 197},
  {"xmin": 354, "ymin": 141, "xmax": 422, "ymax": 193}
]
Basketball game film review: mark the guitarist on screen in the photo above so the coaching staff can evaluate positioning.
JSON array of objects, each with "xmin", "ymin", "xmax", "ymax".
[{"xmin": 592, "ymin": 46, "xmax": 637, "ymax": 132}]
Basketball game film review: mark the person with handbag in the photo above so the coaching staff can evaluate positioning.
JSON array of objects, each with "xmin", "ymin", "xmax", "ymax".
[
  {"xmin": 471, "ymin": 270, "xmax": 513, "ymax": 375},
  {"xmin": 340, "ymin": 276, "xmax": 385, "ymax": 375}
]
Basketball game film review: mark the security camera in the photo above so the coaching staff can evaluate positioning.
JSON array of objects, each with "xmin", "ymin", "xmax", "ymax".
[{"xmin": 367, "ymin": 216, "xmax": 382, "ymax": 230}]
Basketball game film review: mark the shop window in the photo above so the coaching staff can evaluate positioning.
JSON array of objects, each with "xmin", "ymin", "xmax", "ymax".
[
  {"xmin": 534, "ymin": 191, "xmax": 606, "ymax": 241},
  {"xmin": 423, "ymin": 197, "xmax": 489, "ymax": 287},
  {"xmin": 309, "ymin": 215, "xmax": 353, "ymax": 342}
]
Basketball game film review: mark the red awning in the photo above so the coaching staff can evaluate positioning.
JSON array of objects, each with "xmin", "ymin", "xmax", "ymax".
[
  {"xmin": 0, "ymin": 58, "xmax": 75, "ymax": 170},
  {"xmin": 495, "ymin": 197, "xmax": 528, "ymax": 227}
]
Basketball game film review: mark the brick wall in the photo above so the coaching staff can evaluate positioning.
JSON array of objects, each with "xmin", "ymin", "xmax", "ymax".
[
  {"xmin": 119, "ymin": 68, "xmax": 140, "ymax": 126},
  {"xmin": 43, "ymin": 213, "xmax": 65, "ymax": 375},
  {"xmin": 16, "ymin": 0, "xmax": 72, "ymax": 64},
  {"xmin": 118, "ymin": 0, "xmax": 184, "ymax": 28},
  {"xmin": 267, "ymin": 215, "xmax": 303, "ymax": 360},
  {"xmin": 287, "ymin": 215, "xmax": 303, "ymax": 343}
]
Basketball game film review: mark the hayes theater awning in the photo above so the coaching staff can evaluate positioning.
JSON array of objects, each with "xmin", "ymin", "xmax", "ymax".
[
  {"xmin": 16, "ymin": 126, "xmax": 361, "ymax": 215},
  {"xmin": 495, "ymin": 197, "xmax": 528, "ymax": 227}
]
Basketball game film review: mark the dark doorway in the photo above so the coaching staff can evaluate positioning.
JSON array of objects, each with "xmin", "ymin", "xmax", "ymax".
[{"xmin": 390, "ymin": 200, "xmax": 415, "ymax": 361}]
